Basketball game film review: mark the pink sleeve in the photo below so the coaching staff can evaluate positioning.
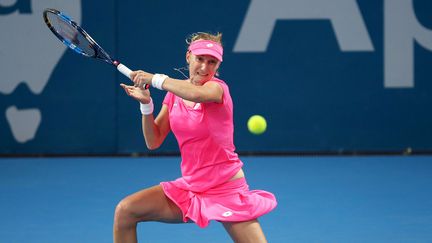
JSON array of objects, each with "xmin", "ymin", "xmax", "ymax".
[
  {"xmin": 208, "ymin": 78, "xmax": 227, "ymax": 105},
  {"xmin": 162, "ymin": 92, "xmax": 173, "ymax": 107}
]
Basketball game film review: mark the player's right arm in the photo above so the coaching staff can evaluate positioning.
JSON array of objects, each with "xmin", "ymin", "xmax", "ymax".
[
  {"xmin": 141, "ymin": 104, "xmax": 170, "ymax": 150},
  {"xmin": 120, "ymin": 83, "xmax": 170, "ymax": 150}
]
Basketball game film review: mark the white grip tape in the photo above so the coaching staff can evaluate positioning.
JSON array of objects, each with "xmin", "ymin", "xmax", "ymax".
[{"xmin": 117, "ymin": 64, "xmax": 132, "ymax": 79}]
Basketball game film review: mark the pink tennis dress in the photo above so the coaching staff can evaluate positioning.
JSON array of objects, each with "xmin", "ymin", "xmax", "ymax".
[{"xmin": 160, "ymin": 78, "xmax": 277, "ymax": 228}]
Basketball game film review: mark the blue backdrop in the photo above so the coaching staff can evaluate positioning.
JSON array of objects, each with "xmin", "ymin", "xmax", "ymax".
[{"xmin": 1, "ymin": 0, "xmax": 432, "ymax": 155}]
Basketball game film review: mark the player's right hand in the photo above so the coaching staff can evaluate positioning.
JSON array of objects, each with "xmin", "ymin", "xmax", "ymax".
[{"xmin": 120, "ymin": 83, "xmax": 151, "ymax": 104}]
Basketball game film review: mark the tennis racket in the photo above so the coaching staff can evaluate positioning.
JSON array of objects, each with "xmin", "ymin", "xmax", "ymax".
[{"xmin": 43, "ymin": 8, "xmax": 149, "ymax": 89}]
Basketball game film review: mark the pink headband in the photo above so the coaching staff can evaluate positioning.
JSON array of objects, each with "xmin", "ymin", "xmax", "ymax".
[{"xmin": 188, "ymin": 40, "xmax": 223, "ymax": 62}]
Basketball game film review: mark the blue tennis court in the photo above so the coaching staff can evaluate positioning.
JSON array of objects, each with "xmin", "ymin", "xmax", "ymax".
[
  {"xmin": 1, "ymin": 155, "xmax": 431, "ymax": 242},
  {"xmin": 2, "ymin": 1, "xmax": 432, "ymax": 242}
]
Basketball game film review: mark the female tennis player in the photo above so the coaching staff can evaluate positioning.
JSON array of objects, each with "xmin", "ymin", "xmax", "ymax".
[{"xmin": 116, "ymin": 32, "xmax": 277, "ymax": 243}]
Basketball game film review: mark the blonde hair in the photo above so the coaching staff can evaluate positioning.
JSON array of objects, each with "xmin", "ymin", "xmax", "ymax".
[{"xmin": 186, "ymin": 32, "xmax": 223, "ymax": 46}]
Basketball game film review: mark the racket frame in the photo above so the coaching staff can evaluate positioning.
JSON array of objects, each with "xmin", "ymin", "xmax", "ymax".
[{"xmin": 43, "ymin": 8, "xmax": 149, "ymax": 88}]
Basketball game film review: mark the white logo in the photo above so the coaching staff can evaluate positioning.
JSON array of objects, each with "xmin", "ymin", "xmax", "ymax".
[
  {"xmin": 206, "ymin": 43, "xmax": 214, "ymax": 48},
  {"xmin": 234, "ymin": 0, "xmax": 432, "ymax": 88},
  {"xmin": 222, "ymin": 211, "xmax": 233, "ymax": 217},
  {"xmin": 0, "ymin": 0, "xmax": 82, "ymax": 143},
  {"xmin": 6, "ymin": 106, "xmax": 41, "ymax": 143}
]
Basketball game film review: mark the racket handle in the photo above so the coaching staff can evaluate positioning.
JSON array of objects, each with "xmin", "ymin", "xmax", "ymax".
[
  {"xmin": 117, "ymin": 63, "xmax": 150, "ymax": 89},
  {"xmin": 117, "ymin": 63, "xmax": 132, "ymax": 78}
]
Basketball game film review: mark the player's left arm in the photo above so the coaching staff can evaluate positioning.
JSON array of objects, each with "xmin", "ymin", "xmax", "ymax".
[
  {"xmin": 130, "ymin": 70, "xmax": 223, "ymax": 103},
  {"xmin": 162, "ymin": 79, "xmax": 223, "ymax": 103}
]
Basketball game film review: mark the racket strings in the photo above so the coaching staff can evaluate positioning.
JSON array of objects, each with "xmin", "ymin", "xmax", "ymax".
[{"xmin": 46, "ymin": 12, "xmax": 95, "ymax": 57}]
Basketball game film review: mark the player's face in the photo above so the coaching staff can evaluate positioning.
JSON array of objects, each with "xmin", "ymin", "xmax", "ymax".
[{"xmin": 187, "ymin": 53, "xmax": 220, "ymax": 85}]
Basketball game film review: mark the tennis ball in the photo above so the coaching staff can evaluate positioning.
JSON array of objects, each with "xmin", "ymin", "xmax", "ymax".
[{"xmin": 247, "ymin": 115, "xmax": 267, "ymax": 135}]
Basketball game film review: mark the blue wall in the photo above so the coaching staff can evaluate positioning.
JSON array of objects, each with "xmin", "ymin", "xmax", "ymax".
[{"xmin": 1, "ymin": 0, "xmax": 432, "ymax": 155}]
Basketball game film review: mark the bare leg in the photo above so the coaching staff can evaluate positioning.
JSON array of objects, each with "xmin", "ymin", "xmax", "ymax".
[
  {"xmin": 113, "ymin": 185, "xmax": 183, "ymax": 243},
  {"xmin": 222, "ymin": 219, "xmax": 268, "ymax": 243}
]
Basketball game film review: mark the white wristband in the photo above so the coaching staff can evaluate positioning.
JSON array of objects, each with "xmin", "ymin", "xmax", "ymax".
[
  {"xmin": 151, "ymin": 74, "xmax": 168, "ymax": 90},
  {"xmin": 140, "ymin": 98, "xmax": 154, "ymax": 115}
]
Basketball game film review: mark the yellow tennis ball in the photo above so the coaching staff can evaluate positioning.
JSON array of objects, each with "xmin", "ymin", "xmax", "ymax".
[{"xmin": 247, "ymin": 115, "xmax": 267, "ymax": 135}]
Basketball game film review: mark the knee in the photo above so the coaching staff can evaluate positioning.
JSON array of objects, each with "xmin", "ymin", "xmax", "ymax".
[{"xmin": 114, "ymin": 199, "xmax": 138, "ymax": 229}]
